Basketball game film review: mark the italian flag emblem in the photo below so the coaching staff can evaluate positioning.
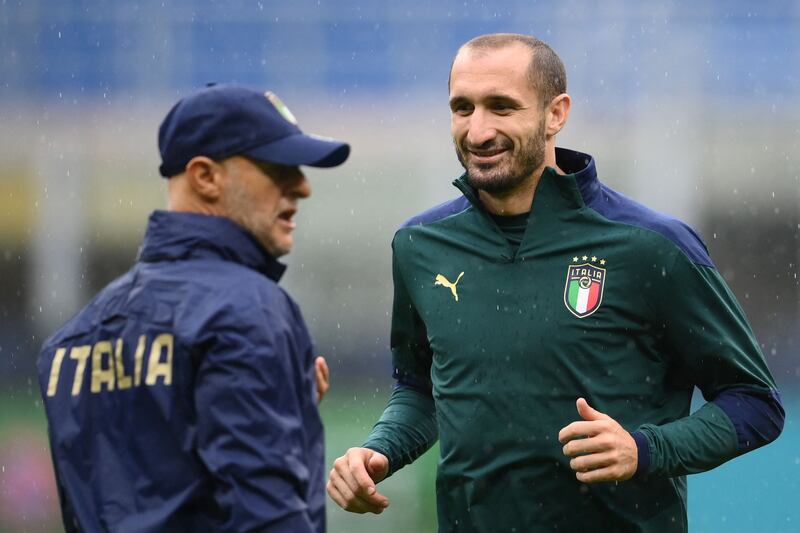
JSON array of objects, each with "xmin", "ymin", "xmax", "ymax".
[{"xmin": 564, "ymin": 262, "xmax": 606, "ymax": 318}]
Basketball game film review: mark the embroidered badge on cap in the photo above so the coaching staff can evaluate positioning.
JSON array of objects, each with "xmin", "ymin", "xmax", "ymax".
[{"xmin": 265, "ymin": 91, "xmax": 298, "ymax": 125}]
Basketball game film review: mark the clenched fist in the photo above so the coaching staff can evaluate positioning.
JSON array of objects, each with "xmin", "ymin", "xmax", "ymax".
[{"xmin": 327, "ymin": 447, "xmax": 390, "ymax": 514}]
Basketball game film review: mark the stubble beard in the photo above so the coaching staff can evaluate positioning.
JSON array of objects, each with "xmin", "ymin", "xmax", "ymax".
[
  {"xmin": 456, "ymin": 119, "xmax": 547, "ymax": 195},
  {"xmin": 222, "ymin": 180, "xmax": 290, "ymax": 258}
]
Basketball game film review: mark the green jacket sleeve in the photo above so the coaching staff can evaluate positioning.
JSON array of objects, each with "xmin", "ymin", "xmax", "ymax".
[
  {"xmin": 362, "ymin": 385, "xmax": 438, "ymax": 476},
  {"xmin": 635, "ymin": 248, "xmax": 784, "ymax": 477},
  {"xmin": 362, "ymin": 239, "xmax": 438, "ymax": 476}
]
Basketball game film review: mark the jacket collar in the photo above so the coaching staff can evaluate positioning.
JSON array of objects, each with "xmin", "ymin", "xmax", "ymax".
[
  {"xmin": 138, "ymin": 210, "xmax": 286, "ymax": 282},
  {"xmin": 554, "ymin": 147, "xmax": 599, "ymax": 206},
  {"xmin": 453, "ymin": 147, "xmax": 599, "ymax": 212},
  {"xmin": 451, "ymin": 147, "xmax": 600, "ymax": 259}
]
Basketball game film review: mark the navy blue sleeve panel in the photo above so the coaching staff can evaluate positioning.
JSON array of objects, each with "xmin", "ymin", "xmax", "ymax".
[
  {"xmin": 400, "ymin": 195, "xmax": 471, "ymax": 229},
  {"xmin": 583, "ymin": 182, "xmax": 714, "ymax": 268},
  {"xmin": 630, "ymin": 431, "xmax": 651, "ymax": 477},
  {"xmin": 711, "ymin": 386, "xmax": 784, "ymax": 452},
  {"xmin": 566, "ymin": 144, "xmax": 713, "ymax": 267},
  {"xmin": 638, "ymin": 248, "xmax": 783, "ymax": 477},
  {"xmin": 362, "ymin": 384, "xmax": 438, "ymax": 477},
  {"xmin": 193, "ymin": 300, "xmax": 317, "ymax": 532}
]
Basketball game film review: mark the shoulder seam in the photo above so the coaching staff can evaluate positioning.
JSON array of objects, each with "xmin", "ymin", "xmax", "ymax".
[
  {"xmin": 399, "ymin": 196, "xmax": 473, "ymax": 230},
  {"xmin": 404, "ymin": 204, "xmax": 473, "ymax": 228},
  {"xmin": 584, "ymin": 186, "xmax": 716, "ymax": 270},
  {"xmin": 587, "ymin": 203, "xmax": 713, "ymax": 268}
]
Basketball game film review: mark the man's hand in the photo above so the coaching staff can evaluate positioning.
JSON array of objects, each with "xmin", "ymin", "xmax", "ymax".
[
  {"xmin": 558, "ymin": 397, "xmax": 638, "ymax": 483},
  {"xmin": 327, "ymin": 447, "xmax": 390, "ymax": 514},
  {"xmin": 315, "ymin": 356, "xmax": 329, "ymax": 404}
]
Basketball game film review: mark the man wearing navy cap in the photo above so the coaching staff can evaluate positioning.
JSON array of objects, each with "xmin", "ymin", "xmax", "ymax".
[{"xmin": 37, "ymin": 84, "xmax": 348, "ymax": 532}]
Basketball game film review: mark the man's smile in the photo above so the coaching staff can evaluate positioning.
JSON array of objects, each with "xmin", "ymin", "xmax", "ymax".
[
  {"xmin": 467, "ymin": 147, "xmax": 509, "ymax": 165},
  {"xmin": 464, "ymin": 139, "xmax": 513, "ymax": 165}
]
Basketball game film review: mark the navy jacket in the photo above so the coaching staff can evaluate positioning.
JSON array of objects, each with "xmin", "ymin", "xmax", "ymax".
[{"xmin": 37, "ymin": 211, "xmax": 325, "ymax": 533}]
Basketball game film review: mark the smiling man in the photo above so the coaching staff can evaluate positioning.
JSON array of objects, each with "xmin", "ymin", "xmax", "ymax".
[
  {"xmin": 328, "ymin": 34, "xmax": 783, "ymax": 532},
  {"xmin": 37, "ymin": 84, "xmax": 347, "ymax": 532}
]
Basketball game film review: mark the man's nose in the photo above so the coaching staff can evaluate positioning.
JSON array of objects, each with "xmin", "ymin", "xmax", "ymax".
[
  {"xmin": 465, "ymin": 109, "xmax": 497, "ymax": 147},
  {"xmin": 291, "ymin": 173, "xmax": 312, "ymax": 199}
]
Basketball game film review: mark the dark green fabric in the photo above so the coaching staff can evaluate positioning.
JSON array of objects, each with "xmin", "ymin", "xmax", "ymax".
[
  {"xmin": 636, "ymin": 252, "xmax": 778, "ymax": 476},
  {"xmin": 362, "ymin": 386, "xmax": 437, "ymax": 476},
  {"xmin": 363, "ymin": 165, "xmax": 777, "ymax": 533}
]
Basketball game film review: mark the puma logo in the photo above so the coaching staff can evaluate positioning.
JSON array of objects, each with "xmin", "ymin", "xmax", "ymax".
[{"xmin": 434, "ymin": 272, "xmax": 465, "ymax": 302}]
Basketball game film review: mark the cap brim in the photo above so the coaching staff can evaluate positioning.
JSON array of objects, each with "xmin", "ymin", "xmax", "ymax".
[{"xmin": 243, "ymin": 133, "xmax": 350, "ymax": 168}]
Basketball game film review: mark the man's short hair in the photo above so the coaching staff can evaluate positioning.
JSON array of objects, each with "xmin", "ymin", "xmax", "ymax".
[{"xmin": 454, "ymin": 33, "xmax": 567, "ymax": 108}]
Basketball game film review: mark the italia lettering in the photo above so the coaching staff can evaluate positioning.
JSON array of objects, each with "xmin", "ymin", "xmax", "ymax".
[
  {"xmin": 91, "ymin": 341, "xmax": 115, "ymax": 393},
  {"xmin": 46, "ymin": 334, "xmax": 174, "ymax": 397},
  {"xmin": 569, "ymin": 267, "xmax": 603, "ymax": 280}
]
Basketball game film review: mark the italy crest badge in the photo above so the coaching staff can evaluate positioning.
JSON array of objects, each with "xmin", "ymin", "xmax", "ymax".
[{"xmin": 564, "ymin": 259, "xmax": 606, "ymax": 318}]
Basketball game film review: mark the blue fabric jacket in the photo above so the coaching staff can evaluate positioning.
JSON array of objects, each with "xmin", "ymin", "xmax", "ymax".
[{"xmin": 37, "ymin": 210, "xmax": 325, "ymax": 533}]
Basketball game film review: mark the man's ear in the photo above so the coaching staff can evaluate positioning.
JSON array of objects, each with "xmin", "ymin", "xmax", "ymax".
[
  {"xmin": 546, "ymin": 93, "xmax": 571, "ymax": 137},
  {"xmin": 184, "ymin": 156, "xmax": 224, "ymax": 201}
]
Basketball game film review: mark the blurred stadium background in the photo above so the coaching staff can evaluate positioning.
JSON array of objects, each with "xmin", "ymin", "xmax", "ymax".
[{"xmin": 0, "ymin": 1, "xmax": 798, "ymax": 531}]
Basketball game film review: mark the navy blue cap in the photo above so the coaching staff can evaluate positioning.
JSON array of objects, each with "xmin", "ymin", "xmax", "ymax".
[{"xmin": 158, "ymin": 84, "xmax": 350, "ymax": 177}]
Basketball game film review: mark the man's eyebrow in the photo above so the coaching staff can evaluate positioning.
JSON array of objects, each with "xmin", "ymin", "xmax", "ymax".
[
  {"xmin": 448, "ymin": 95, "xmax": 469, "ymax": 107},
  {"xmin": 448, "ymin": 93, "xmax": 525, "ymax": 107},
  {"xmin": 485, "ymin": 93, "xmax": 524, "ymax": 105}
]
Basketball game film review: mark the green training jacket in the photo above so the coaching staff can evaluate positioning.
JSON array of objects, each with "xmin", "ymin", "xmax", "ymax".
[{"xmin": 363, "ymin": 148, "xmax": 783, "ymax": 532}]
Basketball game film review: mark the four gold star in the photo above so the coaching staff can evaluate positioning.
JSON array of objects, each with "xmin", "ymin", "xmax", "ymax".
[{"xmin": 571, "ymin": 255, "xmax": 608, "ymax": 265}]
